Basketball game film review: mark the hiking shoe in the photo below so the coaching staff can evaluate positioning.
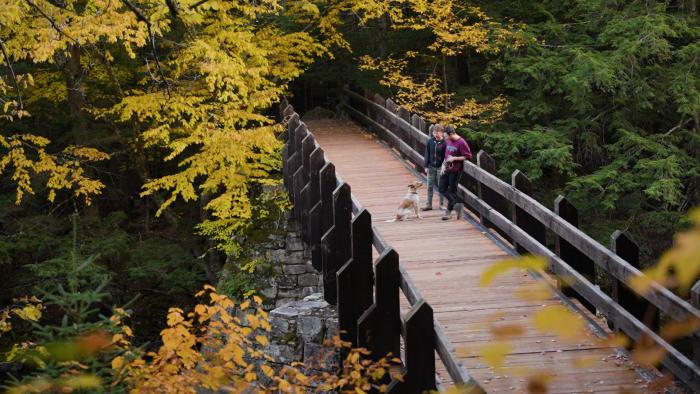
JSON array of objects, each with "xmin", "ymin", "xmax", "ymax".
[
  {"xmin": 420, "ymin": 206, "xmax": 433, "ymax": 211},
  {"xmin": 454, "ymin": 203, "xmax": 464, "ymax": 220},
  {"xmin": 441, "ymin": 209, "xmax": 452, "ymax": 220}
]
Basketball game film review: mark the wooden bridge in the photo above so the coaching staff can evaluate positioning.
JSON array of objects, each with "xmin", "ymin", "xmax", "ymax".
[{"xmin": 279, "ymin": 89, "xmax": 700, "ymax": 393}]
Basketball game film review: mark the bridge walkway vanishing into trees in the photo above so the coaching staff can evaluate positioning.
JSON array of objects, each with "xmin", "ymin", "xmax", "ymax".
[
  {"xmin": 280, "ymin": 90, "xmax": 700, "ymax": 393},
  {"xmin": 310, "ymin": 119, "xmax": 656, "ymax": 393}
]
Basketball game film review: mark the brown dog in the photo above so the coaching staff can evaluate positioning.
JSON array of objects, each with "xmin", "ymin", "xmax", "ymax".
[{"xmin": 387, "ymin": 181, "xmax": 423, "ymax": 222}]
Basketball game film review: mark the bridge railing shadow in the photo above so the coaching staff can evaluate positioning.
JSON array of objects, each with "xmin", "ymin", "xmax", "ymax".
[
  {"xmin": 279, "ymin": 100, "xmax": 482, "ymax": 393},
  {"xmin": 340, "ymin": 88, "xmax": 700, "ymax": 391}
]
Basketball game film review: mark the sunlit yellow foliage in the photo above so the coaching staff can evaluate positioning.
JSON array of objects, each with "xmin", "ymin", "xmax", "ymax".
[
  {"xmin": 479, "ymin": 255, "xmax": 547, "ymax": 287},
  {"xmin": 532, "ymin": 305, "xmax": 584, "ymax": 340},
  {"xmin": 630, "ymin": 207, "xmax": 700, "ymax": 295},
  {"xmin": 92, "ymin": 0, "xmax": 326, "ymax": 255},
  {"xmin": 479, "ymin": 340, "xmax": 511, "ymax": 369},
  {"xmin": 355, "ymin": 0, "xmax": 528, "ymax": 126},
  {"xmin": 117, "ymin": 285, "xmax": 399, "ymax": 393},
  {"xmin": 395, "ymin": 0, "xmax": 527, "ymax": 56},
  {"xmin": 0, "ymin": 134, "xmax": 109, "ymax": 205},
  {"xmin": 7, "ymin": 374, "xmax": 102, "ymax": 394},
  {"xmin": 0, "ymin": 296, "xmax": 43, "ymax": 337},
  {"xmin": 0, "ymin": 0, "xmax": 333, "ymax": 253},
  {"xmin": 360, "ymin": 55, "xmax": 508, "ymax": 126}
]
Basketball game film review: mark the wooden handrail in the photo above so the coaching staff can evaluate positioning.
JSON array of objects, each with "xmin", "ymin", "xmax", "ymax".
[{"xmin": 342, "ymin": 88, "xmax": 700, "ymax": 391}]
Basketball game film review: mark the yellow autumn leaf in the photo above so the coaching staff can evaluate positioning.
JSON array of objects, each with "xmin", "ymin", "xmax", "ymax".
[
  {"xmin": 12, "ymin": 305, "xmax": 42, "ymax": 322},
  {"xmin": 490, "ymin": 323, "xmax": 525, "ymax": 338},
  {"xmin": 526, "ymin": 372, "xmax": 554, "ymax": 394},
  {"xmin": 532, "ymin": 305, "xmax": 584, "ymax": 340},
  {"xmin": 596, "ymin": 333, "xmax": 630, "ymax": 348},
  {"xmin": 514, "ymin": 282, "xmax": 554, "ymax": 301},
  {"xmin": 660, "ymin": 316, "xmax": 700, "ymax": 341},
  {"xmin": 60, "ymin": 374, "xmax": 102, "ymax": 390},
  {"xmin": 111, "ymin": 356, "xmax": 124, "ymax": 370},
  {"xmin": 479, "ymin": 341, "xmax": 511, "ymax": 369},
  {"xmin": 572, "ymin": 356, "xmax": 597, "ymax": 368},
  {"xmin": 632, "ymin": 343, "xmax": 666, "ymax": 366},
  {"xmin": 278, "ymin": 379, "xmax": 291, "ymax": 391},
  {"xmin": 295, "ymin": 373, "xmax": 309, "ymax": 384},
  {"xmin": 261, "ymin": 364, "xmax": 274, "ymax": 378},
  {"xmin": 480, "ymin": 256, "xmax": 547, "ymax": 287}
]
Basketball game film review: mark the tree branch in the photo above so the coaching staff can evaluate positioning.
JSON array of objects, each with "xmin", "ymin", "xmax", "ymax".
[
  {"xmin": 121, "ymin": 0, "xmax": 150, "ymax": 24},
  {"xmin": 119, "ymin": 0, "xmax": 171, "ymax": 96},
  {"xmin": 0, "ymin": 37, "xmax": 23, "ymax": 110},
  {"xmin": 165, "ymin": 0, "xmax": 179, "ymax": 19}
]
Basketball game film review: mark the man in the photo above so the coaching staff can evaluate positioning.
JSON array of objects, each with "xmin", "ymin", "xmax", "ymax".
[
  {"xmin": 421, "ymin": 124, "xmax": 446, "ymax": 211},
  {"xmin": 439, "ymin": 125, "xmax": 472, "ymax": 220}
]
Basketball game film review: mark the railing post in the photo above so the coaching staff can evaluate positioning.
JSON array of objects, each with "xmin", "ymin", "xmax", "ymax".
[
  {"xmin": 291, "ymin": 125, "xmax": 309, "ymax": 221},
  {"xmin": 411, "ymin": 114, "xmax": 425, "ymax": 135},
  {"xmin": 312, "ymin": 163, "xmax": 336, "ymax": 271},
  {"xmin": 511, "ymin": 170, "xmax": 546, "ymax": 254},
  {"xmin": 385, "ymin": 99, "xmax": 408, "ymax": 161},
  {"xmin": 283, "ymin": 113, "xmax": 300, "ymax": 191},
  {"xmin": 611, "ymin": 230, "xmax": 659, "ymax": 331},
  {"xmin": 476, "ymin": 151, "xmax": 512, "ymax": 242},
  {"xmin": 297, "ymin": 134, "xmax": 315, "ymax": 241},
  {"xmin": 337, "ymin": 209, "xmax": 374, "ymax": 348},
  {"xmin": 691, "ymin": 281, "xmax": 700, "ymax": 366},
  {"xmin": 303, "ymin": 147, "xmax": 324, "ymax": 247},
  {"xmin": 357, "ymin": 248, "xmax": 401, "ymax": 361},
  {"xmin": 280, "ymin": 103, "xmax": 294, "ymax": 137},
  {"xmin": 387, "ymin": 300, "xmax": 436, "ymax": 394},
  {"xmin": 321, "ymin": 182, "xmax": 352, "ymax": 305},
  {"xmin": 373, "ymin": 94, "xmax": 387, "ymax": 131},
  {"xmin": 554, "ymin": 195, "xmax": 595, "ymax": 313}
]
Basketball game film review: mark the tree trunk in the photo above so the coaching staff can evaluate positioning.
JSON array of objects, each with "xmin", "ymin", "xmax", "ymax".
[{"xmin": 63, "ymin": 45, "xmax": 87, "ymax": 136}]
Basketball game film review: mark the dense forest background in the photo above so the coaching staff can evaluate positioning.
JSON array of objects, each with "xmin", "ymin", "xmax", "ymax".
[{"xmin": 0, "ymin": 0, "xmax": 699, "ymax": 391}]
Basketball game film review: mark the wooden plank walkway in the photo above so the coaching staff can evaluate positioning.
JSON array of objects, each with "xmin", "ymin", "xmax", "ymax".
[{"xmin": 308, "ymin": 119, "xmax": 663, "ymax": 393}]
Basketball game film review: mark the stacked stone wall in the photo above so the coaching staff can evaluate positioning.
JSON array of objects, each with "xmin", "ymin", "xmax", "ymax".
[{"xmin": 256, "ymin": 216, "xmax": 322, "ymax": 308}]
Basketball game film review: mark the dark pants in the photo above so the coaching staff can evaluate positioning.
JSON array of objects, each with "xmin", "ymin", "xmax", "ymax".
[{"xmin": 439, "ymin": 171, "xmax": 462, "ymax": 211}]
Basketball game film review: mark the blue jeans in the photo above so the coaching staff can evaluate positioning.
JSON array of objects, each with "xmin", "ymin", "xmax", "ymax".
[
  {"xmin": 439, "ymin": 171, "xmax": 462, "ymax": 211},
  {"xmin": 426, "ymin": 166, "xmax": 445, "ymax": 208}
]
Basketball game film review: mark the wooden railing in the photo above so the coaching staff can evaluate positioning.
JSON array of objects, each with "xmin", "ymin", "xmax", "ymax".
[
  {"xmin": 278, "ymin": 100, "xmax": 485, "ymax": 393},
  {"xmin": 342, "ymin": 88, "xmax": 700, "ymax": 391}
]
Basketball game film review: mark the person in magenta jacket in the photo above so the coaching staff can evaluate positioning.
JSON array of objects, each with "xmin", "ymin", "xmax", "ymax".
[{"xmin": 438, "ymin": 125, "xmax": 473, "ymax": 220}]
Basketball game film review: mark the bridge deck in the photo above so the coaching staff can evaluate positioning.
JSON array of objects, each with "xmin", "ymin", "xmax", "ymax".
[{"xmin": 309, "ymin": 119, "xmax": 659, "ymax": 393}]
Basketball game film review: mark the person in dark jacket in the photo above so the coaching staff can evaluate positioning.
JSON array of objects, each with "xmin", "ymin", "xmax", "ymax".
[{"xmin": 421, "ymin": 124, "xmax": 446, "ymax": 211}]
